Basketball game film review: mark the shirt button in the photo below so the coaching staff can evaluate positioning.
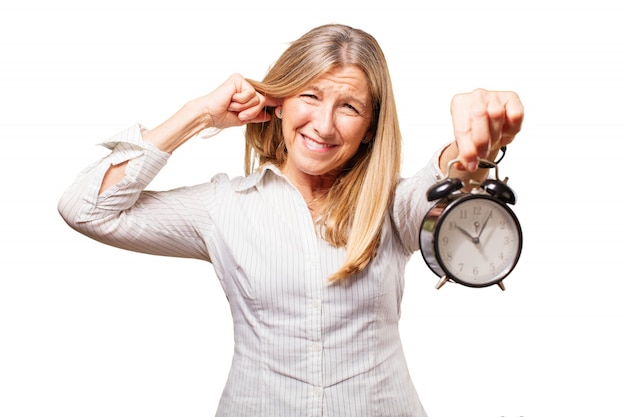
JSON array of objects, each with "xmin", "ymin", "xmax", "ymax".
[
  {"xmin": 313, "ymin": 387, "xmax": 323, "ymax": 397},
  {"xmin": 311, "ymin": 299, "xmax": 321, "ymax": 309},
  {"xmin": 311, "ymin": 342, "xmax": 322, "ymax": 352}
]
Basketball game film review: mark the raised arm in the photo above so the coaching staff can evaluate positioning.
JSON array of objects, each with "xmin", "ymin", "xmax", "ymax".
[
  {"xmin": 59, "ymin": 74, "xmax": 279, "ymax": 260},
  {"xmin": 99, "ymin": 74, "xmax": 276, "ymax": 194}
]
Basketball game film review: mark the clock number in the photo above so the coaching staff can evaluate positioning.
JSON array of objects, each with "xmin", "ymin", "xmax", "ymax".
[{"xmin": 473, "ymin": 206, "xmax": 482, "ymax": 216}]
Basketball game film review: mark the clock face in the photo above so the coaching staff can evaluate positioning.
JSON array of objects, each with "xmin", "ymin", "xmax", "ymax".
[{"xmin": 435, "ymin": 196, "xmax": 522, "ymax": 287}]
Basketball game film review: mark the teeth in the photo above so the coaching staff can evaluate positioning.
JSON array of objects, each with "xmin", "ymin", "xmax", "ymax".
[{"xmin": 303, "ymin": 136, "xmax": 333, "ymax": 150}]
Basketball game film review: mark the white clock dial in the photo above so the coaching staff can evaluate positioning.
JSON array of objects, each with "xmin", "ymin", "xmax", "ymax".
[{"xmin": 436, "ymin": 196, "xmax": 521, "ymax": 286}]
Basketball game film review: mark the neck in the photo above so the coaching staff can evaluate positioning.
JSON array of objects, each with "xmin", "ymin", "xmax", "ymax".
[{"xmin": 280, "ymin": 164, "xmax": 337, "ymax": 215}]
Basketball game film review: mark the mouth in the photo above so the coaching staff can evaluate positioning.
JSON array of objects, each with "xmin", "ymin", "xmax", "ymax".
[{"xmin": 301, "ymin": 134, "xmax": 336, "ymax": 152}]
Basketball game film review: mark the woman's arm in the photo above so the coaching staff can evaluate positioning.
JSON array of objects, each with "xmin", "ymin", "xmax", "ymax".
[
  {"xmin": 99, "ymin": 74, "xmax": 276, "ymax": 195},
  {"xmin": 60, "ymin": 74, "xmax": 278, "ymax": 259}
]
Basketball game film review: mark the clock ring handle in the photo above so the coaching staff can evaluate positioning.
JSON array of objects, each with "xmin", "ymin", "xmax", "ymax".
[
  {"xmin": 451, "ymin": 158, "xmax": 517, "ymax": 205},
  {"xmin": 425, "ymin": 158, "xmax": 467, "ymax": 201},
  {"xmin": 427, "ymin": 158, "xmax": 513, "ymax": 202},
  {"xmin": 443, "ymin": 158, "xmax": 502, "ymax": 182}
]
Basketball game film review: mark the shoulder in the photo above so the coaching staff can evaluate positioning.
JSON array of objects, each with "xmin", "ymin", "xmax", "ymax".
[{"xmin": 197, "ymin": 164, "xmax": 282, "ymax": 196}]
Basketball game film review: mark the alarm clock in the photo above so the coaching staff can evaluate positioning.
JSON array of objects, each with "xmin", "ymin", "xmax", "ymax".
[{"xmin": 419, "ymin": 158, "xmax": 522, "ymax": 290}]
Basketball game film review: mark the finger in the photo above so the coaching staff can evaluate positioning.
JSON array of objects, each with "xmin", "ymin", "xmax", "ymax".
[
  {"xmin": 486, "ymin": 95, "xmax": 507, "ymax": 149},
  {"xmin": 238, "ymin": 92, "xmax": 270, "ymax": 122},
  {"xmin": 263, "ymin": 96, "xmax": 282, "ymax": 108},
  {"xmin": 245, "ymin": 109, "xmax": 272, "ymax": 124},
  {"xmin": 451, "ymin": 93, "xmax": 485, "ymax": 171},
  {"xmin": 231, "ymin": 89, "xmax": 281, "ymax": 107},
  {"xmin": 471, "ymin": 100, "xmax": 495, "ymax": 160},
  {"xmin": 228, "ymin": 91, "xmax": 260, "ymax": 112},
  {"xmin": 450, "ymin": 96, "xmax": 473, "ymax": 170},
  {"xmin": 240, "ymin": 95, "xmax": 281, "ymax": 124},
  {"xmin": 501, "ymin": 92, "xmax": 524, "ymax": 144},
  {"xmin": 230, "ymin": 88, "xmax": 258, "ymax": 105}
]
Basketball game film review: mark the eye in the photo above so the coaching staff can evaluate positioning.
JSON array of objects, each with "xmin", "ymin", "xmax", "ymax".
[
  {"xmin": 340, "ymin": 102, "xmax": 361, "ymax": 115},
  {"xmin": 300, "ymin": 93, "xmax": 319, "ymax": 101}
]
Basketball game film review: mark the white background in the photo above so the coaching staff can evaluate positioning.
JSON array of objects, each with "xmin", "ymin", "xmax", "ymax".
[{"xmin": 1, "ymin": 1, "xmax": 624, "ymax": 416}]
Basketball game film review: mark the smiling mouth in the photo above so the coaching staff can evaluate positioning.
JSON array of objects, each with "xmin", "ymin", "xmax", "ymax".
[{"xmin": 302, "ymin": 135, "xmax": 336, "ymax": 151}]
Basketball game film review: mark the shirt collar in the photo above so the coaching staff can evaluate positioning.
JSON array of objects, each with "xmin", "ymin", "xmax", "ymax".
[{"xmin": 232, "ymin": 163, "xmax": 284, "ymax": 192}]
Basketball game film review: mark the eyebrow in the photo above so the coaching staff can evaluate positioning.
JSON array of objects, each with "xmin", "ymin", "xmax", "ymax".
[{"xmin": 307, "ymin": 85, "xmax": 369, "ymax": 110}]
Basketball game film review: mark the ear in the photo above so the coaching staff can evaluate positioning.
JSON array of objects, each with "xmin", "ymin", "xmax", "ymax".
[{"xmin": 362, "ymin": 128, "xmax": 376, "ymax": 144}]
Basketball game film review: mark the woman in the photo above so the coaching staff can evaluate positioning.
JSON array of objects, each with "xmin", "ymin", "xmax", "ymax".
[{"xmin": 59, "ymin": 24, "xmax": 523, "ymax": 417}]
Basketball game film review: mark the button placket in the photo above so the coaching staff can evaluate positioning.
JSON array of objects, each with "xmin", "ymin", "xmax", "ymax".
[{"xmin": 307, "ymin": 260, "xmax": 324, "ymax": 415}]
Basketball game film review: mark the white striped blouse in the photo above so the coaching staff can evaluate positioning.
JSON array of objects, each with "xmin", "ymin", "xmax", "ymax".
[{"xmin": 58, "ymin": 124, "xmax": 442, "ymax": 417}]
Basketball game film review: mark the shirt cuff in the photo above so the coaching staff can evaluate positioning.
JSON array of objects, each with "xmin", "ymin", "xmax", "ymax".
[
  {"xmin": 99, "ymin": 123, "xmax": 148, "ymax": 163},
  {"xmin": 431, "ymin": 145, "xmax": 447, "ymax": 181},
  {"xmin": 98, "ymin": 123, "xmax": 171, "ymax": 186}
]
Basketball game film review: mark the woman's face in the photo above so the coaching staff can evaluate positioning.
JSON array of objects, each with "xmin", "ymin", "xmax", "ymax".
[{"xmin": 279, "ymin": 65, "xmax": 373, "ymax": 184}]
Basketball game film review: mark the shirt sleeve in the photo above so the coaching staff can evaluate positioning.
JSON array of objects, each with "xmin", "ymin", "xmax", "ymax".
[
  {"xmin": 58, "ymin": 124, "xmax": 212, "ymax": 261},
  {"xmin": 392, "ymin": 148, "xmax": 445, "ymax": 253}
]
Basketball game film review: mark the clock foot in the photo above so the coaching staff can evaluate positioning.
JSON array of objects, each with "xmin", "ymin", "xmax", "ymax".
[
  {"xmin": 435, "ymin": 276, "xmax": 449, "ymax": 290},
  {"xmin": 497, "ymin": 281, "xmax": 506, "ymax": 291}
]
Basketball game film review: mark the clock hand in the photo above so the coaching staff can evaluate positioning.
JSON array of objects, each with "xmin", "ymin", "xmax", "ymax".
[
  {"xmin": 477, "ymin": 210, "xmax": 493, "ymax": 240},
  {"xmin": 455, "ymin": 225, "xmax": 479, "ymax": 244}
]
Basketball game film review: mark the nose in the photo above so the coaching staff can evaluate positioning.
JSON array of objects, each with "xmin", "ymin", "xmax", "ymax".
[{"xmin": 312, "ymin": 102, "xmax": 336, "ymax": 139}]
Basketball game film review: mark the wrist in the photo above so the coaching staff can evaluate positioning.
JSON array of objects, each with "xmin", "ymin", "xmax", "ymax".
[
  {"xmin": 144, "ymin": 101, "xmax": 213, "ymax": 154},
  {"xmin": 186, "ymin": 97, "xmax": 216, "ymax": 129}
]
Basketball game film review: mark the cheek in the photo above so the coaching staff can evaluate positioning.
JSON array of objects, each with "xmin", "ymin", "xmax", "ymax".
[
  {"xmin": 339, "ymin": 121, "xmax": 369, "ymax": 148},
  {"xmin": 280, "ymin": 108, "xmax": 306, "ymax": 140},
  {"xmin": 281, "ymin": 100, "xmax": 307, "ymax": 123}
]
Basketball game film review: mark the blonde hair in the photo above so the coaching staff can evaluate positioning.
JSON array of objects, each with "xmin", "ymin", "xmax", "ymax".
[{"xmin": 245, "ymin": 24, "xmax": 402, "ymax": 282}]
